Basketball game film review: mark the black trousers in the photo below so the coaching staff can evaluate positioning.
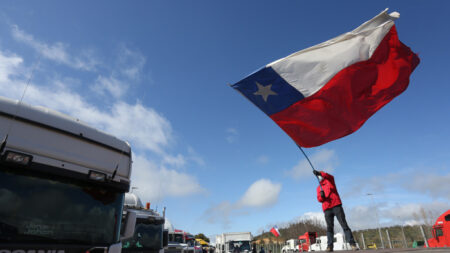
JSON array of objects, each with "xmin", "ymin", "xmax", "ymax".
[{"xmin": 324, "ymin": 204, "xmax": 356, "ymax": 248}]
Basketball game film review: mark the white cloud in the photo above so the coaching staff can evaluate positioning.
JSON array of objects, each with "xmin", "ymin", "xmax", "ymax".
[
  {"xmin": 187, "ymin": 146, "xmax": 206, "ymax": 166},
  {"xmin": 238, "ymin": 179, "xmax": 281, "ymax": 208},
  {"xmin": 285, "ymin": 149, "xmax": 337, "ymax": 180},
  {"xmin": 92, "ymin": 75, "xmax": 128, "ymax": 99},
  {"xmin": 100, "ymin": 102, "xmax": 173, "ymax": 154},
  {"xmin": 345, "ymin": 201, "xmax": 450, "ymax": 230},
  {"xmin": 0, "ymin": 51, "xmax": 23, "ymax": 82},
  {"xmin": 256, "ymin": 155, "xmax": 269, "ymax": 164},
  {"xmin": 226, "ymin": 127, "xmax": 238, "ymax": 143},
  {"xmin": 343, "ymin": 170, "xmax": 450, "ymax": 201},
  {"xmin": 0, "ymin": 57, "xmax": 169, "ymax": 152},
  {"xmin": 131, "ymin": 154, "xmax": 206, "ymax": 201},
  {"xmin": 90, "ymin": 47, "xmax": 147, "ymax": 98},
  {"xmin": 117, "ymin": 46, "xmax": 146, "ymax": 80},
  {"xmin": 8, "ymin": 82, "xmax": 172, "ymax": 155},
  {"xmin": 203, "ymin": 178, "xmax": 282, "ymax": 228},
  {"xmin": 203, "ymin": 201, "xmax": 234, "ymax": 228},
  {"xmin": 162, "ymin": 154, "xmax": 187, "ymax": 168},
  {"xmin": 403, "ymin": 172, "xmax": 450, "ymax": 200},
  {"xmin": 11, "ymin": 25, "xmax": 99, "ymax": 71},
  {"xmin": 299, "ymin": 211, "xmax": 325, "ymax": 224},
  {"xmin": 0, "ymin": 46, "xmax": 205, "ymax": 203}
]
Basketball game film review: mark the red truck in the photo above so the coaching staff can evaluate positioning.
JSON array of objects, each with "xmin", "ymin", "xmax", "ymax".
[
  {"xmin": 427, "ymin": 209, "xmax": 450, "ymax": 248},
  {"xmin": 298, "ymin": 232, "xmax": 317, "ymax": 252}
]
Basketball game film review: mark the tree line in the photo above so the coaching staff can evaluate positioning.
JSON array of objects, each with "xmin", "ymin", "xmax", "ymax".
[{"xmin": 253, "ymin": 218, "xmax": 433, "ymax": 249}]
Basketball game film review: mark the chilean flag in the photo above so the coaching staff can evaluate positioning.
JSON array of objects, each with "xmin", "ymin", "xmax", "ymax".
[
  {"xmin": 231, "ymin": 9, "xmax": 420, "ymax": 148},
  {"xmin": 270, "ymin": 226, "xmax": 281, "ymax": 237}
]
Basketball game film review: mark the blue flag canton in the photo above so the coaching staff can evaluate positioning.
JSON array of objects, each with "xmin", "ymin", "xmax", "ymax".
[{"xmin": 231, "ymin": 67, "xmax": 305, "ymax": 116}]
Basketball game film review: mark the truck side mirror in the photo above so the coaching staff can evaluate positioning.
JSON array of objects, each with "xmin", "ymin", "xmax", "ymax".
[
  {"xmin": 163, "ymin": 230, "xmax": 169, "ymax": 247},
  {"xmin": 121, "ymin": 210, "xmax": 137, "ymax": 240}
]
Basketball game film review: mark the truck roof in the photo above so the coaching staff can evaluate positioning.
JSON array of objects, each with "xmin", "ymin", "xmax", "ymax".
[
  {"xmin": 125, "ymin": 192, "xmax": 145, "ymax": 209},
  {"xmin": 164, "ymin": 218, "xmax": 175, "ymax": 232},
  {"xmin": 130, "ymin": 208, "xmax": 164, "ymax": 220},
  {"xmin": 219, "ymin": 232, "xmax": 253, "ymax": 241},
  {"xmin": 0, "ymin": 96, "xmax": 132, "ymax": 185},
  {"xmin": 124, "ymin": 193, "xmax": 164, "ymax": 218},
  {"xmin": 0, "ymin": 97, "xmax": 130, "ymax": 153},
  {"xmin": 434, "ymin": 209, "xmax": 450, "ymax": 226}
]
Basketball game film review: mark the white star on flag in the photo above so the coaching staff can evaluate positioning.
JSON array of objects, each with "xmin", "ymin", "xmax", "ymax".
[{"xmin": 253, "ymin": 82, "xmax": 277, "ymax": 102}]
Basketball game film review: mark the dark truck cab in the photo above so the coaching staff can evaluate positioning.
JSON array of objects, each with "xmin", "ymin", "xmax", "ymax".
[
  {"xmin": 0, "ymin": 97, "xmax": 136, "ymax": 252},
  {"xmin": 122, "ymin": 193, "xmax": 167, "ymax": 253}
]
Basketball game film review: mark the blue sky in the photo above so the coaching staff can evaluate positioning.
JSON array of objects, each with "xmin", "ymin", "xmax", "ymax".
[{"xmin": 1, "ymin": 0, "xmax": 449, "ymax": 240}]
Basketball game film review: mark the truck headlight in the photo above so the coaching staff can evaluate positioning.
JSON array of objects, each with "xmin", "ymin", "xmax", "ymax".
[
  {"xmin": 89, "ymin": 170, "xmax": 107, "ymax": 181},
  {"xmin": 4, "ymin": 151, "xmax": 32, "ymax": 165}
]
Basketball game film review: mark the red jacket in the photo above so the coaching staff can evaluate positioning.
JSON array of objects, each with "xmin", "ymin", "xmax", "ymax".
[{"xmin": 316, "ymin": 171, "xmax": 342, "ymax": 211}]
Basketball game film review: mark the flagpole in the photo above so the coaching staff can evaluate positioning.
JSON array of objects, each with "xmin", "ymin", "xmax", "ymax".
[{"xmin": 297, "ymin": 145, "xmax": 323, "ymax": 191}]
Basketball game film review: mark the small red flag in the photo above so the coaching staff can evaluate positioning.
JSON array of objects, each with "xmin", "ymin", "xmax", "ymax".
[{"xmin": 270, "ymin": 226, "xmax": 280, "ymax": 237}]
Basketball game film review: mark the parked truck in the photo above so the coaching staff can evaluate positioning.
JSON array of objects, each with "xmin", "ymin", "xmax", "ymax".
[
  {"xmin": 309, "ymin": 233, "xmax": 358, "ymax": 251},
  {"xmin": 122, "ymin": 193, "xmax": 167, "ymax": 253},
  {"xmin": 0, "ymin": 97, "xmax": 136, "ymax": 252},
  {"xmin": 215, "ymin": 232, "xmax": 252, "ymax": 253},
  {"xmin": 298, "ymin": 232, "xmax": 317, "ymax": 252},
  {"xmin": 183, "ymin": 233, "xmax": 202, "ymax": 253},
  {"xmin": 281, "ymin": 239, "xmax": 299, "ymax": 253},
  {"xmin": 281, "ymin": 232, "xmax": 317, "ymax": 253},
  {"xmin": 427, "ymin": 209, "xmax": 450, "ymax": 248},
  {"xmin": 164, "ymin": 221, "xmax": 184, "ymax": 253}
]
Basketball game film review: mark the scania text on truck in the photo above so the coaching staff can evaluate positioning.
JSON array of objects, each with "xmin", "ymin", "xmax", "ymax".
[
  {"xmin": 215, "ymin": 232, "xmax": 252, "ymax": 253},
  {"xmin": 0, "ymin": 97, "xmax": 136, "ymax": 252},
  {"xmin": 427, "ymin": 209, "xmax": 450, "ymax": 248},
  {"xmin": 122, "ymin": 193, "xmax": 167, "ymax": 253}
]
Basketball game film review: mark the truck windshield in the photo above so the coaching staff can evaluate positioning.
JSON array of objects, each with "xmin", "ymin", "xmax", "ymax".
[
  {"xmin": 0, "ymin": 166, "xmax": 124, "ymax": 245},
  {"xmin": 186, "ymin": 238, "xmax": 195, "ymax": 247},
  {"xmin": 436, "ymin": 228, "xmax": 443, "ymax": 237},
  {"xmin": 229, "ymin": 241, "xmax": 250, "ymax": 251},
  {"xmin": 122, "ymin": 220, "xmax": 163, "ymax": 250},
  {"xmin": 172, "ymin": 234, "xmax": 184, "ymax": 244}
]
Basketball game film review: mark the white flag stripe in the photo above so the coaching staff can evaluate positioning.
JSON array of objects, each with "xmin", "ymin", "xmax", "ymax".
[{"xmin": 268, "ymin": 9, "xmax": 398, "ymax": 98}]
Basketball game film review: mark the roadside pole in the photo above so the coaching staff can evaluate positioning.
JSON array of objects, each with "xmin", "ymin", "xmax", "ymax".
[
  {"xmin": 386, "ymin": 229, "xmax": 392, "ymax": 249},
  {"xmin": 419, "ymin": 225, "xmax": 429, "ymax": 248},
  {"xmin": 367, "ymin": 193, "xmax": 385, "ymax": 249},
  {"xmin": 361, "ymin": 233, "xmax": 366, "ymax": 250},
  {"xmin": 400, "ymin": 224, "xmax": 407, "ymax": 248}
]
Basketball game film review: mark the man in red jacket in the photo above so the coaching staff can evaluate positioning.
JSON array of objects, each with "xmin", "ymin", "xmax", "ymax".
[{"xmin": 314, "ymin": 170, "xmax": 358, "ymax": 252}]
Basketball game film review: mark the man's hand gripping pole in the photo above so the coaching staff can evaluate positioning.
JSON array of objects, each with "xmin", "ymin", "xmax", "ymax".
[{"xmin": 298, "ymin": 145, "xmax": 324, "ymax": 193}]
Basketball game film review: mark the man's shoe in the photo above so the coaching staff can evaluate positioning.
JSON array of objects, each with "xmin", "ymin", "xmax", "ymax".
[
  {"xmin": 325, "ymin": 246, "xmax": 333, "ymax": 252},
  {"xmin": 351, "ymin": 244, "xmax": 359, "ymax": 251}
]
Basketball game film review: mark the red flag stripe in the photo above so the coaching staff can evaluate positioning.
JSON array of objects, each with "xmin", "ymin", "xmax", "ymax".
[{"xmin": 271, "ymin": 26, "xmax": 419, "ymax": 147}]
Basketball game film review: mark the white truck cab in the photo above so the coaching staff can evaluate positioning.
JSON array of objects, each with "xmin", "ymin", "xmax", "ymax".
[
  {"xmin": 281, "ymin": 239, "xmax": 299, "ymax": 253},
  {"xmin": 309, "ymin": 233, "xmax": 358, "ymax": 251},
  {"xmin": 164, "ymin": 220, "xmax": 184, "ymax": 253},
  {"xmin": 215, "ymin": 232, "xmax": 252, "ymax": 253},
  {"xmin": 0, "ymin": 97, "xmax": 135, "ymax": 252}
]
